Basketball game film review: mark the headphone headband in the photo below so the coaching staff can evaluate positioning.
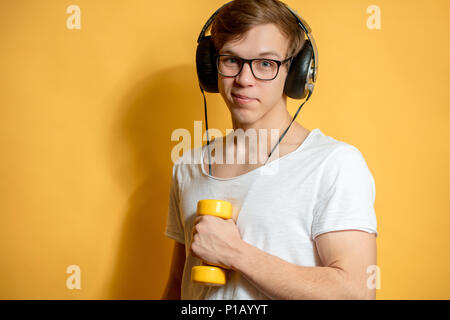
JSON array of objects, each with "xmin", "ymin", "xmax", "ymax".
[
  {"xmin": 285, "ymin": 7, "xmax": 318, "ymax": 82},
  {"xmin": 196, "ymin": 0, "xmax": 318, "ymax": 82}
]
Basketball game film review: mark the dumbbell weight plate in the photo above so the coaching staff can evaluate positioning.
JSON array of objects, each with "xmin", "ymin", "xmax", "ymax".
[
  {"xmin": 197, "ymin": 199, "xmax": 232, "ymax": 219},
  {"xmin": 191, "ymin": 265, "xmax": 227, "ymax": 286}
]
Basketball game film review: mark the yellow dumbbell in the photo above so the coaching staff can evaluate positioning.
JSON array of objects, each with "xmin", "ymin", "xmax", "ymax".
[{"xmin": 191, "ymin": 199, "xmax": 233, "ymax": 286}]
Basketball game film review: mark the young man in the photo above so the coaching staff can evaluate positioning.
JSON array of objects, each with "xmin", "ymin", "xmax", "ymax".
[{"xmin": 163, "ymin": 0, "xmax": 378, "ymax": 300}]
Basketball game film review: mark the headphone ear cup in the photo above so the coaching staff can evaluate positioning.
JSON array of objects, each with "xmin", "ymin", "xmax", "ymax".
[
  {"xmin": 196, "ymin": 36, "xmax": 219, "ymax": 93},
  {"xmin": 284, "ymin": 39, "xmax": 313, "ymax": 99}
]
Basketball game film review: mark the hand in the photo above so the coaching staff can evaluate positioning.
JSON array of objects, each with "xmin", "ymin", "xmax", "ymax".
[{"xmin": 190, "ymin": 215, "xmax": 243, "ymax": 270}]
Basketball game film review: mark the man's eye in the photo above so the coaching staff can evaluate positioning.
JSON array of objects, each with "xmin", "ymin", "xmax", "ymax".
[
  {"xmin": 224, "ymin": 57, "xmax": 238, "ymax": 64},
  {"xmin": 260, "ymin": 60, "xmax": 273, "ymax": 68}
]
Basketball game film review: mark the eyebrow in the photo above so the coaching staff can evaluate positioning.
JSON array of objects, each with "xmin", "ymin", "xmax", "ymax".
[{"xmin": 220, "ymin": 50, "xmax": 281, "ymax": 59}]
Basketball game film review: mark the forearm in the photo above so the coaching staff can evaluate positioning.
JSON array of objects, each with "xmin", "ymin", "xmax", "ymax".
[{"xmin": 231, "ymin": 241, "xmax": 357, "ymax": 300}]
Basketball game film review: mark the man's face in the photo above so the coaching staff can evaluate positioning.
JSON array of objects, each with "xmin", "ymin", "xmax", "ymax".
[{"xmin": 217, "ymin": 23, "xmax": 291, "ymax": 126}]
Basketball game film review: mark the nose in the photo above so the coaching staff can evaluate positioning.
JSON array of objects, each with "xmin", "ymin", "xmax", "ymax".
[{"xmin": 235, "ymin": 61, "xmax": 256, "ymax": 86}]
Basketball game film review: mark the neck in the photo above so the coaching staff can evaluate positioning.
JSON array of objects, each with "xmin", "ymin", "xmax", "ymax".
[{"xmin": 227, "ymin": 98, "xmax": 297, "ymax": 164}]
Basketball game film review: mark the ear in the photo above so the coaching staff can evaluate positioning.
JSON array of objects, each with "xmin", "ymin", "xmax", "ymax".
[
  {"xmin": 284, "ymin": 40, "xmax": 313, "ymax": 99},
  {"xmin": 196, "ymin": 36, "xmax": 219, "ymax": 93}
]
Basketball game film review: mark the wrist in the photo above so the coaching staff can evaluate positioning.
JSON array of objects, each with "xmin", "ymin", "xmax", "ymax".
[{"xmin": 230, "ymin": 239, "xmax": 252, "ymax": 272}]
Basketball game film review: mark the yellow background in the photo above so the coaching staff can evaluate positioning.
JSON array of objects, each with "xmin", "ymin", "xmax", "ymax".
[{"xmin": 0, "ymin": 0, "xmax": 449, "ymax": 299}]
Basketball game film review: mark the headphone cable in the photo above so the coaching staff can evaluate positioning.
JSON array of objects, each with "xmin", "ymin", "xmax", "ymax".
[
  {"xmin": 263, "ymin": 90, "xmax": 312, "ymax": 165},
  {"xmin": 200, "ymin": 87, "xmax": 213, "ymax": 176}
]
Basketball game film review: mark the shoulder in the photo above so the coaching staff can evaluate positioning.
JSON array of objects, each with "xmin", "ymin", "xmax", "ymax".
[
  {"xmin": 306, "ymin": 129, "xmax": 374, "ymax": 183},
  {"xmin": 300, "ymin": 128, "xmax": 351, "ymax": 160},
  {"xmin": 319, "ymin": 143, "xmax": 372, "ymax": 182},
  {"xmin": 316, "ymin": 142, "xmax": 376, "ymax": 203}
]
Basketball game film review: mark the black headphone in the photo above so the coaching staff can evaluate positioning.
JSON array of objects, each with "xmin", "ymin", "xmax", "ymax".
[{"xmin": 196, "ymin": 0, "xmax": 318, "ymax": 99}]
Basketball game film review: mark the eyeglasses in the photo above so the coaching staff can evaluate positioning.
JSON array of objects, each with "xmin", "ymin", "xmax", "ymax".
[{"xmin": 215, "ymin": 54, "xmax": 293, "ymax": 81}]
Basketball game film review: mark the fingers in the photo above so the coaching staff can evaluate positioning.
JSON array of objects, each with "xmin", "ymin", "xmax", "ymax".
[
  {"xmin": 190, "ymin": 240, "xmax": 199, "ymax": 259},
  {"xmin": 189, "ymin": 231, "xmax": 198, "ymax": 258},
  {"xmin": 191, "ymin": 216, "xmax": 235, "ymax": 238},
  {"xmin": 190, "ymin": 216, "xmax": 203, "ymax": 258},
  {"xmin": 191, "ymin": 216, "xmax": 203, "ymax": 237}
]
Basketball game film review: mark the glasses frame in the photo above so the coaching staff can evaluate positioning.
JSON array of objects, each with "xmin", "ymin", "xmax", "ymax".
[{"xmin": 214, "ymin": 54, "xmax": 293, "ymax": 81}]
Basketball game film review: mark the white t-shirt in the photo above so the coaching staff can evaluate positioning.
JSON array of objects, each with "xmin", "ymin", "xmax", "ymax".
[{"xmin": 164, "ymin": 128, "xmax": 378, "ymax": 300}]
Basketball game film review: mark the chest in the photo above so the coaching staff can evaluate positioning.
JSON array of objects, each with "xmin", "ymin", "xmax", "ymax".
[{"xmin": 180, "ymin": 166, "xmax": 319, "ymax": 247}]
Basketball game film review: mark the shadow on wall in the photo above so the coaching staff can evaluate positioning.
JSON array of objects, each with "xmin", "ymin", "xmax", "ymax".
[{"xmin": 103, "ymin": 65, "xmax": 205, "ymax": 299}]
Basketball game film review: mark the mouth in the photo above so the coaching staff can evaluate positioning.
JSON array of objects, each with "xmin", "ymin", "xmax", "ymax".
[{"xmin": 231, "ymin": 93, "xmax": 257, "ymax": 105}]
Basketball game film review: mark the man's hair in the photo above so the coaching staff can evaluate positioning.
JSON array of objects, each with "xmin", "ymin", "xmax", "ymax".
[{"xmin": 210, "ymin": 0, "xmax": 306, "ymax": 59}]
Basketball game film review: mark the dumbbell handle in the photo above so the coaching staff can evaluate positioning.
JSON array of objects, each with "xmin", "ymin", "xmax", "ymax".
[{"xmin": 191, "ymin": 199, "xmax": 232, "ymax": 286}]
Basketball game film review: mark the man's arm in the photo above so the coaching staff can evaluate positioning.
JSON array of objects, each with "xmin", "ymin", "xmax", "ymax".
[
  {"xmin": 231, "ymin": 229, "xmax": 377, "ymax": 300},
  {"xmin": 191, "ymin": 216, "xmax": 377, "ymax": 299},
  {"xmin": 161, "ymin": 241, "xmax": 185, "ymax": 300}
]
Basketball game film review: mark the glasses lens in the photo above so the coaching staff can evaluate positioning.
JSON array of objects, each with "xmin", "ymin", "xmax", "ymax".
[
  {"xmin": 217, "ymin": 56, "xmax": 242, "ymax": 77},
  {"xmin": 252, "ymin": 59, "xmax": 278, "ymax": 80}
]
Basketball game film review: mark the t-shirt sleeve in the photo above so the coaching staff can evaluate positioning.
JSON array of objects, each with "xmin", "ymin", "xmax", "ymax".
[
  {"xmin": 164, "ymin": 163, "xmax": 185, "ymax": 244},
  {"xmin": 312, "ymin": 146, "xmax": 378, "ymax": 240}
]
